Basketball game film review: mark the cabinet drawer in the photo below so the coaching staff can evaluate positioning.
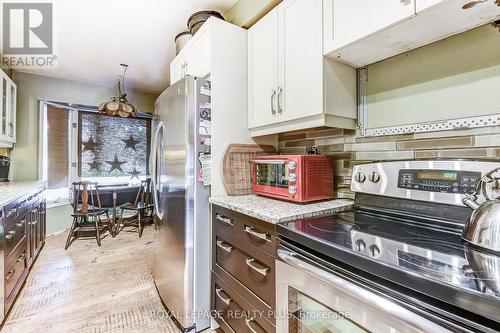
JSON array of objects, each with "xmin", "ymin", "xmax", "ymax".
[
  {"xmin": 213, "ymin": 205, "xmax": 277, "ymax": 257},
  {"xmin": 214, "ymin": 234, "xmax": 275, "ymax": 308},
  {"xmin": 212, "ymin": 272, "xmax": 275, "ymax": 333},
  {"xmin": 4, "ymin": 213, "xmax": 28, "ymax": 257},
  {"xmin": 5, "ymin": 244, "xmax": 28, "ymax": 302}
]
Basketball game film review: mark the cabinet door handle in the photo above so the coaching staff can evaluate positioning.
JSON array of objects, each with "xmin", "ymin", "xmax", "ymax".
[
  {"xmin": 277, "ymin": 87, "xmax": 283, "ymax": 114},
  {"xmin": 271, "ymin": 89, "xmax": 277, "ymax": 115},
  {"xmin": 215, "ymin": 288, "xmax": 232, "ymax": 306},
  {"xmin": 7, "ymin": 208, "xmax": 17, "ymax": 218},
  {"xmin": 244, "ymin": 226, "xmax": 267, "ymax": 241},
  {"xmin": 6, "ymin": 269, "xmax": 16, "ymax": 281},
  {"xmin": 245, "ymin": 318, "xmax": 259, "ymax": 333},
  {"xmin": 17, "ymin": 253, "xmax": 26, "ymax": 262},
  {"xmin": 245, "ymin": 258, "xmax": 268, "ymax": 277},
  {"xmin": 6, "ymin": 230, "xmax": 16, "ymax": 239},
  {"xmin": 216, "ymin": 240, "xmax": 233, "ymax": 253},
  {"xmin": 16, "ymin": 221, "xmax": 24, "ymax": 228},
  {"xmin": 216, "ymin": 213, "xmax": 233, "ymax": 226}
]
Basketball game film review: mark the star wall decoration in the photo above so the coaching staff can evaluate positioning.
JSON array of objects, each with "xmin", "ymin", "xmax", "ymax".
[
  {"xmin": 87, "ymin": 159, "xmax": 102, "ymax": 172},
  {"xmin": 105, "ymin": 154, "xmax": 127, "ymax": 173},
  {"xmin": 128, "ymin": 167, "xmax": 142, "ymax": 180},
  {"xmin": 82, "ymin": 136, "xmax": 98, "ymax": 153},
  {"xmin": 123, "ymin": 135, "xmax": 139, "ymax": 151}
]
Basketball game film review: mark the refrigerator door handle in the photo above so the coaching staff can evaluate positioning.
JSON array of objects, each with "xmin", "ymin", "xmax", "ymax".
[{"xmin": 151, "ymin": 121, "xmax": 164, "ymax": 219}]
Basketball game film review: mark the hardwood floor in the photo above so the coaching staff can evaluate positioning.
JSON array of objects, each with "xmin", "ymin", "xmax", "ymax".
[{"xmin": 2, "ymin": 227, "xmax": 216, "ymax": 333}]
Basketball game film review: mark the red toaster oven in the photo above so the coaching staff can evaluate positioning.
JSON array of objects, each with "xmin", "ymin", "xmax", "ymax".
[{"xmin": 251, "ymin": 155, "xmax": 334, "ymax": 203}]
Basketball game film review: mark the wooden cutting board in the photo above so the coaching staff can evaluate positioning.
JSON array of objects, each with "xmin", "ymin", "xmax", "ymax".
[{"xmin": 222, "ymin": 144, "xmax": 276, "ymax": 196}]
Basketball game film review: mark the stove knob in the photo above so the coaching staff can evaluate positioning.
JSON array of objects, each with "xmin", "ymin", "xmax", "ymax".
[
  {"xmin": 289, "ymin": 173, "xmax": 297, "ymax": 182},
  {"xmin": 369, "ymin": 172, "xmax": 381, "ymax": 183},
  {"xmin": 369, "ymin": 244, "xmax": 381, "ymax": 257},
  {"xmin": 354, "ymin": 172, "xmax": 366, "ymax": 183},
  {"xmin": 355, "ymin": 239, "xmax": 366, "ymax": 252},
  {"xmin": 288, "ymin": 161, "xmax": 297, "ymax": 170},
  {"xmin": 288, "ymin": 186, "xmax": 297, "ymax": 195}
]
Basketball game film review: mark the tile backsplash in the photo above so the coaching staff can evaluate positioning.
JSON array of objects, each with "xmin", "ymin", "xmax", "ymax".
[{"xmin": 278, "ymin": 126, "xmax": 500, "ymax": 199}]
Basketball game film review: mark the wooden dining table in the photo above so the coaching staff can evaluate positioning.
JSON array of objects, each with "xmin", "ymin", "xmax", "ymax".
[{"xmin": 97, "ymin": 183, "xmax": 140, "ymax": 224}]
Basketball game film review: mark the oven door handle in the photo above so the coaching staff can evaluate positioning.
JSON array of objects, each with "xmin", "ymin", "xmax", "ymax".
[{"xmin": 277, "ymin": 248, "xmax": 454, "ymax": 333}]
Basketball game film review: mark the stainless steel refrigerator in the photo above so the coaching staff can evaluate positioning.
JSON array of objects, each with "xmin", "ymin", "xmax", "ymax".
[{"xmin": 150, "ymin": 76, "xmax": 211, "ymax": 333}]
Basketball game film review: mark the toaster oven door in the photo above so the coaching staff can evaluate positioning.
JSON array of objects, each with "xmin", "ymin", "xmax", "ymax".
[{"xmin": 253, "ymin": 160, "xmax": 291, "ymax": 199}]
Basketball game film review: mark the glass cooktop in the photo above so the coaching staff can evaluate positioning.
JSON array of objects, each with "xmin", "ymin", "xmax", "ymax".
[{"xmin": 277, "ymin": 208, "xmax": 500, "ymax": 323}]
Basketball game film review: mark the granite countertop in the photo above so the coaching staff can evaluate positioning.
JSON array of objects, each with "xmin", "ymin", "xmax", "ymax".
[
  {"xmin": 209, "ymin": 195, "xmax": 354, "ymax": 224},
  {"xmin": 0, "ymin": 181, "xmax": 46, "ymax": 207}
]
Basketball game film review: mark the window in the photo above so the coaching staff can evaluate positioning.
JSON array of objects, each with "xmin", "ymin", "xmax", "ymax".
[
  {"xmin": 78, "ymin": 112, "xmax": 151, "ymax": 180},
  {"xmin": 46, "ymin": 105, "xmax": 71, "ymax": 189},
  {"xmin": 40, "ymin": 101, "xmax": 151, "ymax": 207}
]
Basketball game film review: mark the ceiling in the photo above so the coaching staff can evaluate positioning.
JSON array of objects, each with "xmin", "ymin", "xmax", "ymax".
[{"xmin": 18, "ymin": 0, "xmax": 239, "ymax": 94}]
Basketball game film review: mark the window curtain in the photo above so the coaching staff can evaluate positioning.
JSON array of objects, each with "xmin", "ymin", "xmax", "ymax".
[{"xmin": 78, "ymin": 112, "xmax": 151, "ymax": 178}]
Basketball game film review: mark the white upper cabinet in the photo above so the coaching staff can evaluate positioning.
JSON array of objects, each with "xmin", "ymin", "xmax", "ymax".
[
  {"xmin": 185, "ymin": 29, "xmax": 210, "ymax": 79},
  {"xmin": 248, "ymin": 8, "xmax": 279, "ymax": 128},
  {"xmin": 416, "ymin": 0, "xmax": 444, "ymax": 12},
  {"xmin": 0, "ymin": 75, "xmax": 7, "ymax": 141},
  {"xmin": 7, "ymin": 80, "xmax": 16, "ymax": 143},
  {"xmin": 170, "ymin": 52, "xmax": 187, "ymax": 85},
  {"xmin": 278, "ymin": 0, "xmax": 323, "ymax": 123},
  {"xmin": 324, "ymin": 0, "xmax": 415, "ymax": 54},
  {"xmin": 248, "ymin": 0, "xmax": 357, "ymax": 137},
  {"xmin": 169, "ymin": 23, "xmax": 210, "ymax": 85},
  {"xmin": 324, "ymin": 0, "xmax": 500, "ymax": 67},
  {"xmin": 0, "ymin": 69, "xmax": 16, "ymax": 147}
]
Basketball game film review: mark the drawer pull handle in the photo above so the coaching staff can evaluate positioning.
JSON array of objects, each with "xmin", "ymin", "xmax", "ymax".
[
  {"xmin": 216, "ymin": 240, "xmax": 233, "ymax": 253},
  {"xmin": 6, "ymin": 230, "xmax": 16, "ymax": 239},
  {"xmin": 245, "ymin": 258, "xmax": 268, "ymax": 277},
  {"xmin": 215, "ymin": 288, "xmax": 232, "ymax": 306},
  {"xmin": 7, "ymin": 208, "xmax": 17, "ymax": 218},
  {"xmin": 216, "ymin": 214, "xmax": 233, "ymax": 226},
  {"xmin": 245, "ymin": 318, "xmax": 259, "ymax": 333},
  {"xmin": 17, "ymin": 254, "xmax": 26, "ymax": 262},
  {"xmin": 244, "ymin": 226, "xmax": 267, "ymax": 241},
  {"xmin": 6, "ymin": 269, "xmax": 16, "ymax": 281}
]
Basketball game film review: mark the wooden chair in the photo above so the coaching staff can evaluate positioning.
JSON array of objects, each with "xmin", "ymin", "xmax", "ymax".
[
  {"xmin": 118, "ymin": 179, "xmax": 153, "ymax": 238},
  {"xmin": 65, "ymin": 181, "xmax": 111, "ymax": 249}
]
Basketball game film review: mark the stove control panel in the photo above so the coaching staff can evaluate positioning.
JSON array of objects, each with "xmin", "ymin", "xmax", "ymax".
[{"xmin": 398, "ymin": 169, "xmax": 481, "ymax": 194}]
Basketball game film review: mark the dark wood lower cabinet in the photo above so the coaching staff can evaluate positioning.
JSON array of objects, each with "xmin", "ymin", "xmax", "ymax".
[
  {"xmin": 1, "ymin": 184, "xmax": 46, "ymax": 322},
  {"xmin": 212, "ymin": 272, "xmax": 273, "ymax": 333},
  {"xmin": 211, "ymin": 205, "xmax": 276, "ymax": 333}
]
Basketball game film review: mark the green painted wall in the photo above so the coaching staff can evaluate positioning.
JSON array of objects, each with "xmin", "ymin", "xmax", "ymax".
[
  {"xmin": 225, "ymin": 0, "xmax": 281, "ymax": 28},
  {"xmin": 10, "ymin": 71, "xmax": 157, "ymax": 234},
  {"xmin": 46, "ymin": 204, "xmax": 73, "ymax": 235},
  {"xmin": 11, "ymin": 71, "xmax": 157, "ymax": 182},
  {"xmin": 366, "ymin": 25, "xmax": 500, "ymax": 129}
]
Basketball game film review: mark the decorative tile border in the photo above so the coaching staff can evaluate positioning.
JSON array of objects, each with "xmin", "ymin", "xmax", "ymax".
[
  {"xmin": 362, "ymin": 113, "xmax": 500, "ymax": 137},
  {"xmin": 278, "ymin": 126, "xmax": 500, "ymax": 197}
]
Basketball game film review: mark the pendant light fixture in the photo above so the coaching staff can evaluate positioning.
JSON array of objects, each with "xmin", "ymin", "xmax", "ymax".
[{"xmin": 98, "ymin": 64, "xmax": 138, "ymax": 118}]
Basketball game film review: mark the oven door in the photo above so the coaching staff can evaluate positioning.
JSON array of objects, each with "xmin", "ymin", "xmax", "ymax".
[
  {"xmin": 276, "ymin": 244, "xmax": 456, "ymax": 333},
  {"xmin": 252, "ymin": 159, "xmax": 291, "ymax": 199}
]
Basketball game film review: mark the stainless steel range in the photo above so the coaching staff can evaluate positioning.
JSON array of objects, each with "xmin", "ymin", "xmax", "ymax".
[{"xmin": 276, "ymin": 160, "xmax": 500, "ymax": 333}]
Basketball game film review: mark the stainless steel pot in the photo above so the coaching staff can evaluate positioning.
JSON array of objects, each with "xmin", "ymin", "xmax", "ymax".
[{"xmin": 462, "ymin": 167, "xmax": 500, "ymax": 253}]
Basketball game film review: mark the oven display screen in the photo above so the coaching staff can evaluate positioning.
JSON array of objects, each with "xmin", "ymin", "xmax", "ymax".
[{"xmin": 417, "ymin": 171, "xmax": 458, "ymax": 181}]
